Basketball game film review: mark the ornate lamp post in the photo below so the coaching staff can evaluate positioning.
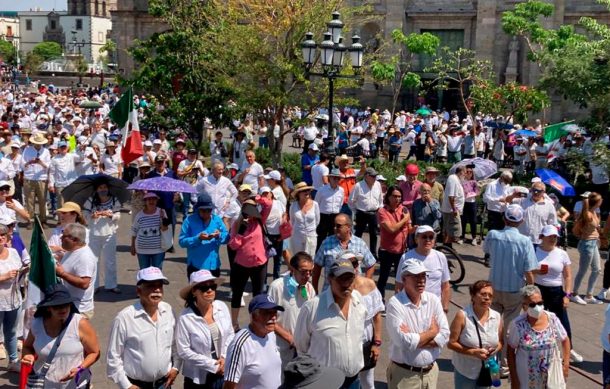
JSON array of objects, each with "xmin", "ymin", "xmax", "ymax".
[
  {"xmin": 70, "ymin": 30, "xmax": 86, "ymax": 85},
  {"xmin": 301, "ymin": 11, "xmax": 363, "ymax": 157}
]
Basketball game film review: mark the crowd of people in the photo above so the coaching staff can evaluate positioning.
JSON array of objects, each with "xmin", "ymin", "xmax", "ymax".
[{"xmin": 0, "ymin": 82, "xmax": 608, "ymax": 389}]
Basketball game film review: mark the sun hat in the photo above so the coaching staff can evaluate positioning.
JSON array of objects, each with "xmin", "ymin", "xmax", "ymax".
[
  {"xmin": 248, "ymin": 294, "xmax": 285, "ymax": 314},
  {"xmin": 279, "ymin": 354, "xmax": 344, "ymax": 389},
  {"xmin": 143, "ymin": 192, "xmax": 159, "ymax": 200},
  {"xmin": 504, "ymin": 204, "xmax": 524, "ymax": 223},
  {"xmin": 541, "ymin": 225, "xmax": 560, "ymax": 237},
  {"xmin": 179, "ymin": 269, "xmax": 223, "ymax": 300},
  {"xmin": 425, "ymin": 166, "xmax": 440, "ymax": 174},
  {"xmin": 136, "ymin": 266, "xmax": 170, "ymax": 285},
  {"xmin": 334, "ymin": 154, "xmax": 349, "ymax": 165},
  {"xmin": 56, "ymin": 202, "xmax": 82, "ymax": 215},
  {"xmin": 291, "ymin": 182, "xmax": 314, "ymax": 199},
  {"xmin": 239, "ymin": 184, "xmax": 252, "ymax": 192},
  {"xmin": 264, "ymin": 170, "xmax": 282, "ymax": 181},
  {"xmin": 415, "ymin": 225, "xmax": 435, "ymax": 235},
  {"xmin": 29, "ymin": 132, "xmax": 48, "ymax": 145},
  {"xmin": 329, "ymin": 258, "xmax": 356, "ymax": 277},
  {"xmin": 139, "ymin": 161, "xmax": 151, "ymax": 169},
  {"xmin": 34, "ymin": 284, "xmax": 79, "ymax": 317},
  {"xmin": 399, "ymin": 259, "xmax": 429, "ymax": 277},
  {"xmin": 308, "ymin": 143, "xmax": 319, "ymax": 151}
]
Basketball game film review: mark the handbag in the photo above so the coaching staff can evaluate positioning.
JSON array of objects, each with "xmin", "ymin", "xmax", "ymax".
[
  {"xmin": 279, "ymin": 220, "xmax": 292, "ymax": 240},
  {"xmin": 471, "ymin": 315, "xmax": 493, "ymax": 387},
  {"xmin": 204, "ymin": 328, "xmax": 224, "ymax": 389},
  {"xmin": 361, "ymin": 340, "xmax": 377, "ymax": 371},
  {"xmin": 547, "ymin": 319, "xmax": 567, "ymax": 389},
  {"xmin": 258, "ymin": 221, "xmax": 276, "ymax": 259},
  {"xmin": 160, "ymin": 212, "xmax": 173, "ymax": 251},
  {"xmin": 27, "ymin": 314, "xmax": 73, "ymax": 388}
]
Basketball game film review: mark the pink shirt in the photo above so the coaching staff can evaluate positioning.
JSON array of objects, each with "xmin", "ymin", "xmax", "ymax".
[
  {"xmin": 229, "ymin": 197, "xmax": 272, "ymax": 267},
  {"xmin": 378, "ymin": 206, "xmax": 410, "ymax": 254},
  {"xmin": 400, "ymin": 180, "xmax": 422, "ymax": 211}
]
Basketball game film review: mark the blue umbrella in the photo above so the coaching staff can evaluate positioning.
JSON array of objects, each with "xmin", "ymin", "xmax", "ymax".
[
  {"xmin": 127, "ymin": 176, "xmax": 198, "ymax": 194},
  {"xmin": 514, "ymin": 129, "xmax": 538, "ymax": 138},
  {"xmin": 535, "ymin": 169, "xmax": 576, "ymax": 196},
  {"xmin": 484, "ymin": 121, "xmax": 514, "ymax": 130}
]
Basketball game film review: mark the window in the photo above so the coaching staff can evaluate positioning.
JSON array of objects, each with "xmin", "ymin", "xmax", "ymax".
[
  {"xmin": 50, "ymin": 20, "xmax": 56, "ymax": 30},
  {"xmin": 6, "ymin": 26, "xmax": 12, "ymax": 36},
  {"xmin": 418, "ymin": 29, "xmax": 465, "ymax": 71},
  {"xmin": 25, "ymin": 19, "xmax": 32, "ymax": 31},
  {"xmin": 95, "ymin": 0, "xmax": 99, "ymax": 15},
  {"xmin": 76, "ymin": 19, "xmax": 83, "ymax": 30},
  {"xmin": 98, "ymin": 32, "xmax": 104, "ymax": 42}
]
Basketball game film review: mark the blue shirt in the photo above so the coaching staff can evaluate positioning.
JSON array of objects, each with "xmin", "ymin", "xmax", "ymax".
[
  {"xmin": 300, "ymin": 153, "xmax": 319, "ymax": 185},
  {"xmin": 178, "ymin": 213, "xmax": 229, "ymax": 270},
  {"xmin": 484, "ymin": 227, "xmax": 537, "ymax": 292},
  {"xmin": 314, "ymin": 235, "xmax": 376, "ymax": 289}
]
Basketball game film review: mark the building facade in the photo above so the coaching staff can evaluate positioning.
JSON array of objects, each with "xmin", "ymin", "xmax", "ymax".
[{"xmin": 0, "ymin": 12, "xmax": 20, "ymax": 64}]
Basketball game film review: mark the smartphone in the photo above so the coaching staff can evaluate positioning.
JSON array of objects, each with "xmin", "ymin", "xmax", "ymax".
[{"xmin": 5, "ymin": 195, "xmax": 12, "ymax": 202}]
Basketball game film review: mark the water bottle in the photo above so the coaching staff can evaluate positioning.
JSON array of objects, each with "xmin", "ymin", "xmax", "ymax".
[{"xmin": 485, "ymin": 357, "xmax": 502, "ymax": 387}]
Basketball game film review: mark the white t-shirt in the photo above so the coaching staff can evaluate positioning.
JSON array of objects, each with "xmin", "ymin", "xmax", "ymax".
[
  {"xmin": 240, "ymin": 162, "xmax": 264, "ymax": 193},
  {"xmin": 303, "ymin": 126, "xmax": 318, "ymax": 141},
  {"xmin": 0, "ymin": 248, "xmax": 22, "ymax": 310},
  {"xmin": 398, "ymin": 249, "xmax": 450, "ymax": 298},
  {"xmin": 311, "ymin": 163, "xmax": 329, "ymax": 190},
  {"xmin": 534, "ymin": 247, "xmax": 570, "ymax": 287},
  {"xmin": 60, "ymin": 245, "xmax": 97, "ymax": 313},
  {"xmin": 441, "ymin": 174, "xmax": 465, "ymax": 214}
]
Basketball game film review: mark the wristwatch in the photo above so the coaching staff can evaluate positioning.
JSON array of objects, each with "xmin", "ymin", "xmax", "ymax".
[{"xmin": 373, "ymin": 339, "xmax": 382, "ymax": 347}]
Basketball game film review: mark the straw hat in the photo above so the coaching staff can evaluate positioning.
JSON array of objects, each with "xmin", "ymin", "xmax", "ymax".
[
  {"xmin": 179, "ymin": 270, "xmax": 224, "ymax": 300},
  {"xmin": 334, "ymin": 154, "xmax": 349, "ymax": 166},
  {"xmin": 30, "ymin": 132, "xmax": 48, "ymax": 145},
  {"xmin": 291, "ymin": 182, "xmax": 314, "ymax": 199}
]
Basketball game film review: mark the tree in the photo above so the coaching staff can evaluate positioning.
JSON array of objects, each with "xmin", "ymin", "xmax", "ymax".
[
  {"xmin": 470, "ymin": 82, "xmax": 550, "ymax": 123},
  {"xmin": 370, "ymin": 31, "xmax": 440, "ymax": 115},
  {"xmin": 0, "ymin": 40, "xmax": 16, "ymax": 64},
  {"xmin": 99, "ymin": 39, "xmax": 116, "ymax": 66},
  {"xmin": 23, "ymin": 52, "xmax": 43, "ymax": 74},
  {"xmin": 32, "ymin": 41, "xmax": 63, "ymax": 61}
]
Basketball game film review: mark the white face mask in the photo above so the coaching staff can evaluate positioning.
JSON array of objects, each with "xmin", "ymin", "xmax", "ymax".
[{"xmin": 527, "ymin": 303, "xmax": 544, "ymax": 319}]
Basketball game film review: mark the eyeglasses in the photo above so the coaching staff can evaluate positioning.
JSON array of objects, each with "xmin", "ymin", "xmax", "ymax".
[
  {"xmin": 419, "ymin": 234, "xmax": 436, "ymax": 240},
  {"xmin": 297, "ymin": 268, "xmax": 313, "ymax": 275},
  {"xmin": 528, "ymin": 301, "xmax": 544, "ymax": 308},
  {"xmin": 531, "ymin": 189, "xmax": 545, "ymax": 194},
  {"xmin": 197, "ymin": 284, "xmax": 218, "ymax": 293},
  {"xmin": 334, "ymin": 223, "xmax": 347, "ymax": 228},
  {"xmin": 0, "ymin": 188, "xmax": 10, "ymax": 193}
]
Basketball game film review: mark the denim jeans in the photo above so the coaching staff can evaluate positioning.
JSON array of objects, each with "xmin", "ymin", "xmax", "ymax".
[
  {"xmin": 603, "ymin": 350, "xmax": 610, "ymax": 386},
  {"xmin": 573, "ymin": 239, "xmax": 601, "ymax": 295},
  {"xmin": 137, "ymin": 252, "xmax": 166, "ymax": 269},
  {"xmin": 454, "ymin": 369, "xmax": 490, "ymax": 389},
  {"xmin": 0, "ymin": 308, "xmax": 20, "ymax": 362}
]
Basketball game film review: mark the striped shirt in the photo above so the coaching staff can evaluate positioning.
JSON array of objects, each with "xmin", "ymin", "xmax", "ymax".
[
  {"xmin": 224, "ymin": 328, "xmax": 281, "ymax": 389},
  {"xmin": 132, "ymin": 208, "xmax": 165, "ymax": 254}
]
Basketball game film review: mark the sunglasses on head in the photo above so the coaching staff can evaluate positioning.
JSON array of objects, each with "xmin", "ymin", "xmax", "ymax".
[
  {"xmin": 197, "ymin": 284, "xmax": 217, "ymax": 292},
  {"xmin": 528, "ymin": 301, "xmax": 544, "ymax": 308}
]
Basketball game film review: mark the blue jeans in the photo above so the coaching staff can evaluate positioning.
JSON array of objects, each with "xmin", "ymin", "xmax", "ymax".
[
  {"xmin": 340, "ymin": 375, "xmax": 360, "ymax": 389},
  {"xmin": 0, "ymin": 308, "xmax": 20, "ymax": 362},
  {"xmin": 603, "ymin": 350, "xmax": 610, "ymax": 386},
  {"xmin": 573, "ymin": 239, "xmax": 601, "ymax": 295},
  {"xmin": 137, "ymin": 252, "xmax": 166, "ymax": 269},
  {"xmin": 182, "ymin": 193, "xmax": 192, "ymax": 216},
  {"xmin": 454, "ymin": 369, "xmax": 490, "ymax": 389}
]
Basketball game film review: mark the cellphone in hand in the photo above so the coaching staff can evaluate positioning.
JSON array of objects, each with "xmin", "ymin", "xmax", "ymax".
[{"xmin": 5, "ymin": 195, "xmax": 12, "ymax": 202}]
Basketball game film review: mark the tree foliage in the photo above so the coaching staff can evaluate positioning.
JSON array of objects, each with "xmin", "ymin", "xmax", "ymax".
[
  {"xmin": 32, "ymin": 41, "xmax": 63, "ymax": 61},
  {"xmin": 470, "ymin": 82, "xmax": 550, "ymax": 123},
  {"xmin": 0, "ymin": 40, "xmax": 16, "ymax": 64},
  {"xmin": 23, "ymin": 52, "xmax": 43, "ymax": 74},
  {"xmin": 371, "ymin": 30, "xmax": 439, "ymax": 115}
]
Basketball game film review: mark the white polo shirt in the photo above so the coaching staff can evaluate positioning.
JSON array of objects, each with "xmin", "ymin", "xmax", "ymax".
[{"xmin": 60, "ymin": 245, "xmax": 97, "ymax": 313}]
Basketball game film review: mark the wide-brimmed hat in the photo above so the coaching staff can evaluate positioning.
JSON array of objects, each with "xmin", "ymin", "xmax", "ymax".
[
  {"xmin": 29, "ymin": 132, "xmax": 48, "ymax": 145},
  {"xmin": 143, "ymin": 192, "xmax": 159, "ymax": 200},
  {"xmin": 241, "ymin": 199, "xmax": 261, "ymax": 219},
  {"xmin": 179, "ymin": 269, "xmax": 224, "ymax": 300},
  {"xmin": 279, "ymin": 354, "xmax": 344, "ymax": 389},
  {"xmin": 34, "ymin": 284, "xmax": 79, "ymax": 317},
  {"xmin": 57, "ymin": 202, "xmax": 82, "ymax": 215},
  {"xmin": 291, "ymin": 182, "xmax": 314, "ymax": 199},
  {"xmin": 334, "ymin": 154, "xmax": 349, "ymax": 165}
]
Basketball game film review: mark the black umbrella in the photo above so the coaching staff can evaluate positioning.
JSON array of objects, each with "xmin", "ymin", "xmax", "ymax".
[
  {"xmin": 79, "ymin": 100, "xmax": 102, "ymax": 109},
  {"xmin": 62, "ymin": 174, "xmax": 131, "ymax": 205}
]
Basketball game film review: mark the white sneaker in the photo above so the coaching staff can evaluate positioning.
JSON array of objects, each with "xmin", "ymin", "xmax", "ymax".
[
  {"xmin": 456, "ymin": 239, "xmax": 464, "ymax": 245},
  {"xmin": 570, "ymin": 295, "xmax": 587, "ymax": 305},
  {"xmin": 585, "ymin": 296, "xmax": 603, "ymax": 304},
  {"xmin": 243, "ymin": 292, "xmax": 250, "ymax": 297},
  {"xmin": 7, "ymin": 360, "xmax": 20, "ymax": 373},
  {"xmin": 240, "ymin": 297, "xmax": 245, "ymax": 307},
  {"xmin": 471, "ymin": 240, "xmax": 478, "ymax": 246},
  {"xmin": 570, "ymin": 349, "xmax": 584, "ymax": 363},
  {"xmin": 596, "ymin": 290, "xmax": 608, "ymax": 301}
]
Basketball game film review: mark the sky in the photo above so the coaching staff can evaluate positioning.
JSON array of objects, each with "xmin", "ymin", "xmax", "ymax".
[{"xmin": 0, "ymin": 0, "xmax": 66, "ymax": 11}]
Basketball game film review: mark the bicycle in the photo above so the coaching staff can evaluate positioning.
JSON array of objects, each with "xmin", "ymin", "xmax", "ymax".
[{"xmin": 436, "ymin": 243, "xmax": 465, "ymax": 285}]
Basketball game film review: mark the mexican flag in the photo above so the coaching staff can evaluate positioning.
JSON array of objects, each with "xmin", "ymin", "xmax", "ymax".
[
  {"xmin": 543, "ymin": 121, "xmax": 574, "ymax": 143},
  {"xmin": 109, "ymin": 87, "xmax": 143, "ymax": 165},
  {"xmin": 26, "ymin": 216, "xmax": 58, "ymax": 307}
]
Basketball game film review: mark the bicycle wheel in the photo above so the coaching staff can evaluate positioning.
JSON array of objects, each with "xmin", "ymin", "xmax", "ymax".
[{"xmin": 437, "ymin": 245, "xmax": 466, "ymax": 285}]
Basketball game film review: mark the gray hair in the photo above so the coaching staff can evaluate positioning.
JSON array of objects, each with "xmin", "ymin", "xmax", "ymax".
[
  {"xmin": 520, "ymin": 284, "xmax": 541, "ymax": 299},
  {"xmin": 500, "ymin": 171, "xmax": 513, "ymax": 180},
  {"xmin": 213, "ymin": 161, "xmax": 225, "ymax": 170},
  {"xmin": 64, "ymin": 223, "xmax": 87, "ymax": 244},
  {"xmin": 0, "ymin": 225, "xmax": 8, "ymax": 235}
]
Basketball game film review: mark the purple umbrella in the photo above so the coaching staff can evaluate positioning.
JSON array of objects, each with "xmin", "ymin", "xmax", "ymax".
[{"xmin": 127, "ymin": 176, "xmax": 198, "ymax": 194}]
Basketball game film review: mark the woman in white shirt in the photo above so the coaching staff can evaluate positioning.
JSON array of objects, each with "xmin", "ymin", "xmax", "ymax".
[
  {"xmin": 48, "ymin": 202, "xmax": 88, "ymax": 258},
  {"xmin": 261, "ymin": 187, "xmax": 286, "ymax": 280},
  {"xmin": 288, "ymin": 183, "xmax": 320, "ymax": 258},
  {"xmin": 176, "ymin": 270, "xmax": 234, "ymax": 389},
  {"xmin": 449, "ymin": 280, "xmax": 502, "ymax": 389},
  {"xmin": 100, "ymin": 141, "xmax": 122, "ymax": 178}
]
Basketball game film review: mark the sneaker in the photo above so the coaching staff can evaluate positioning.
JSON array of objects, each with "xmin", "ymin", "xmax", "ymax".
[
  {"xmin": 570, "ymin": 295, "xmax": 587, "ymax": 305},
  {"xmin": 243, "ymin": 292, "xmax": 250, "ymax": 297},
  {"xmin": 7, "ymin": 360, "xmax": 20, "ymax": 373},
  {"xmin": 570, "ymin": 349, "xmax": 584, "ymax": 363},
  {"xmin": 585, "ymin": 296, "xmax": 603, "ymax": 305},
  {"xmin": 597, "ymin": 290, "xmax": 608, "ymax": 301},
  {"xmin": 240, "ymin": 297, "xmax": 245, "ymax": 307},
  {"xmin": 471, "ymin": 239, "xmax": 478, "ymax": 246},
  {"xmin": 0, "ymin": 346, "xmax": 5, "ymax": 360},
  {"xmin": 456, "ymin": 239, "xmax": 464, "ymax": 245},
  {"xmin": 500, "ymin": 366, "xmax": 510, "ymax": 378}
]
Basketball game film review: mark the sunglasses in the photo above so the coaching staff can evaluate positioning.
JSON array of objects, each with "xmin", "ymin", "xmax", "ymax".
[
  {"xmin": 531, "ymin": 189, "xmax": 545, "ymax": 194},
  {"xmin": 528, "ymin": 301, "xmax": 544, "ymax": 308},
  {"xmin": 197, "ymin": 284, "xmax": 218, "ymax": 293},
  {"xmin": 334, "ymin": 223, "xmax": 347, "ymax": 228},
  {"xmin": 419, "ymin": 234, "xmax": 435, "ymax": 240}
]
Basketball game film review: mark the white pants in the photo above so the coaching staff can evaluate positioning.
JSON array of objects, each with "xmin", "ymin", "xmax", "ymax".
[
  {"xmin": 90, "ymin": 234, "xmax": 118, "ymax": 289},
  {"xmin": 359, "ymin": 368, "xmax": 375, "ymax": 389},
  {"xmin": 290, "ymin": 233, "xmax": 317, "ymax": 258}
]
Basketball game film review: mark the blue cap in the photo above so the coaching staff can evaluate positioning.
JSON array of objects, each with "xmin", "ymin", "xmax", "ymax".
[
  {"xmin": 58, "ymin": 141, "xmax": 68, "ymax": 148},
  {"xmin": 248, "ymin": 294, "xmax": 285, "ymax": 313},
  {"xmin": 194, "ymin": 193, "xmax": 214, "ymax": 211}
]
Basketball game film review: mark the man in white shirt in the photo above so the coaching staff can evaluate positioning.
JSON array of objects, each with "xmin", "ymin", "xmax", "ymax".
[
  {"xmin": 49, "ymin": 141, "xmax": 83, "ymax": 209},
  {"xmin": 238, "ymin": 150, "xmax": 264, "ymax": 194},
  {"xmin": 349, "ymin": 167, "xmax": 383, "ymax": 256},
  {"xmin": 21, "ymin": 132, "xmax": 51, "ymax": 226},
  {"xmin": 441, "ymin": 165, "xmax": 468, "ymax": 245},
  {"xmin": 446, "ymin": 127, "xmax": 464, "ymax": 163},
  {"xmin": 55, "ymin": 223, "xmax": 97, "ymax": 318},
  {"xmin": 195, "ymin": 161, "xmax": 238, "ymax": 218},
  {"xmin": 483, "ymin": 171, "xmax": 514, "ymax": 231},
  {"xmin": 385, "ymin": 259, "xmax": 449, "ymax": 389},
  {"xmin": 510, "ymin": 182, "xmax": 557, "ymax": 245},
  {"xmin": 294, "ymin": 258, "xmax": 367, "ymax": 388},
  {"xmin": 310, "ymin": 152, "xmax": 329, "ymax": 194},
  {"xmin": 314, "ymin": 169, "xmax": 344, "ymax": 250},
  {"xmin": 302, "ymin": 121, "xmax": 318, "ymax": 153},
  {"xmin": 224, "ymin": 294, "xmax": 283, "ymax": 389},
  {"xmin": 107, "ymin": 267, "xmax": 180, "ymax": 389}
]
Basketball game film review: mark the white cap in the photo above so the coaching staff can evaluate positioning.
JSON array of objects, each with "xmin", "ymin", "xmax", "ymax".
[
  {"xmin": 415, "ymin": 225, "xmax": 435, "ymax": 235},
  {"xmin": 531, "ymin": 177, "xmax": 542, "ymax": 183},
  {"xmin": 0, "ymin": 214, "xmax": 15, "ymax": 226},
  {"xmin": 153, "ymin": 139, "xmax": 162, "ymax": 145},
  {"xmin": 504, "ymin": 204, "xmax": 524, "ymax": 223},
  {"xmin": 259, "ymin": 186, "xmax": 272, "ymax": 194},
  {"xmin": 308, "ymin": 143, "xmax": 319, "ymax": 151},
  {"xmin": 541, "ymin": 225, "xmax": 560, "ymax": 237},
  {"xmin": 188, "ymin": 269, "xmax": 217, "ymax": 285},
  {"xmin": 78, "ymin": 136, "xmax": 88, "ymax": 144},
  {"xmin": 399, "ymin": 259, "xmax": 429, "ymax": 277},
  {"xmin": 143, "ymin": 140, "xmax": 153, "ymax": 147},
  {"xmin": 136, "ymin": 267, "xmax": 169, "ymax": 285},
  {"xmin": 264, "ymin": 170, "xmax": 281, "ymax": 181},
  {"xmin": 10, "ymin": 140, "xmax": 21, "ymax": 148},
  {"xmin": 376, "ymin": 175, "xmax": 387, "ymax": 181},
  {"xmin": 396, "ymin": 175, "xmax": 406, "ymax": 182},
  {"xmin": 338, "ymin": 251, "xmax": 364, "ymax": 262},
  {"xmin": 228, "ymin": 163, "xmax": 239, "ymax": 170},
  {"xmin": 0, "ymin": 180, "xmax": 11, "ymax": 189}
]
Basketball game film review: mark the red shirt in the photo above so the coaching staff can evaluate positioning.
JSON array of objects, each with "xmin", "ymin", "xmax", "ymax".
[
  {"xmin": 171, "ymin": 150, "xmax": 187, "ymax": 172},
  {"xmin": 338, "ymin": 167, "xmax": 356, "ymax": 204},
  {"xmin": 400, "ymin": 180, "xmax": 422, "ymax": 211},
  {"xmin": 378, "ymin": 205, "xmax": 410, "ymax": 254}
]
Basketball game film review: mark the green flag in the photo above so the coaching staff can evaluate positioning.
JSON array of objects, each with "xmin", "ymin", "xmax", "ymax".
[
  {"xmin": 543, "ymin": 121, "xmax": 574, "ymax": 143},
  {"xmin": 28, "ymin": 216, "xmax": 58, "ymax": 291},
  {"xmin": 108, "ymin": 87, "xmax": 133, "ymax": 129}
]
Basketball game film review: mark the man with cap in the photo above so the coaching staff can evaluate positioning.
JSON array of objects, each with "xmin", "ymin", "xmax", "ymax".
[
  {"xmin": 294, "ymin": 257, "xmax": 367, "ymax": 388},
  {"xmin": 179, "ymin": 193, "xmax": 229, "ymax": 278},
  {"xmin": 48, "ymin": 140, "xmax": 83, "ymax": 209},
  {"xmin": 21, "ymin": 131, "xmax": 51, "ymax": 226},
  {"xmin": 423, "ymin": 166, "xmax": 444, "ymax": 203},
  {"xmin": 314, "ymin": 168, "xmax": 344, "ymax": 250},
  {"xmin": 55, "ymin": 223, "xmax": 97, "ymax": 319},
  {"xmin": 508, "ymin": 181, "xmax": 558, "ymax": 247},
  {"xmin": 195, "ymin": 161, "xmax": 238, "ymax": 218},
  {"xmin": 400, "ymin": 163, "xmax": 422, "ymax": 212},
  {"xmin": 223, "ymin": 294, "xmax": 283, "ymax": 389},
  {"xmin": 107, "ymin": 267, "xmax": 181, "ymax": 389},
  {"xmin": 483, "ymin": 170, "xmax": 514, "ymax": 233},
  {"xmin": 349, "ymin": 166, "xmax": 383, "ymax": 256},
  {"xmin": 484, "ymin": 203, "xmax": 537, "ymax": 366},
  {"xmin": 385, "ymin": 259, "xmax": 449, "ymax": 389}
]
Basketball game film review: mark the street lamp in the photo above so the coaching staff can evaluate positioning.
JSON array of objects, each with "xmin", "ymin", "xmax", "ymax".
[
  {"xmin": 301, "ymin": 12, "xmax": 364, "ymax": 158},
  {"xmin": 70, "ymin": 30, "xmax": 86, "ymax": 85}
]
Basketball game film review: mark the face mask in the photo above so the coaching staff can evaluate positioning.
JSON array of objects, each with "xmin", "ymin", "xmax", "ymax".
[
  {"xmin": 286, "ymin": 276, "xmax": 299, "ymax": 296},
  {"xmin": 97, "ymin": 190, "xmax": 108, "ymax": 197},
  {"xmin": 527, "ymin": 304, "xmax": 544, "ymax": 319}
]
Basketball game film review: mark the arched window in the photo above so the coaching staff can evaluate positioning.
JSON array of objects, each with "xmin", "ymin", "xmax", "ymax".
[
  {"xmin": 95, "ymin": 0, "xmax": 99, "ymax": 15},
  {"xmin": 102, "ymin": 1, "xmax": 107, "ymax": 17},
  {"xmin": 82, "ymin": 0, "xmax": 88, "ymax": 15}
]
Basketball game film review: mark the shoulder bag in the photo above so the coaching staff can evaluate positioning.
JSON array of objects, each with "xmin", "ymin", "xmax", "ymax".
[
  {"xmin": 471, "ymin": 315, "xmax": 493, "ymax": 387},
  {"xmin": 547, "ymin": 314, "xmax": 567, "ymax": 389},
  {"xmin": 27, "ymin": 314, "xmax": 74, "ymax": 388},
  {"xmin": 160, "ymin": 210, "xmax": 174, "ymax": 251}
]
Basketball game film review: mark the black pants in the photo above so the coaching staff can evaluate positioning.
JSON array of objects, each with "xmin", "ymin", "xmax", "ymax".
[
  {"xmin": 487, "ymin": 210, "xmax": 505, "ymax": 231},
  {"xmin": 230, "ymin": 261, "xmax": 267, "ymax": 308},
  {"xmin": 317, "ymin": 213, "xmax": 338, "ymax": 251},
  {"xmin": 377, "ymin": 250, "xmax": 402, "ymax": 301},
  {"xmin": 376, "ymin": 137, "xmax": 384, "ymax": 152},
  {"xmin": 354, "ymin": 210, "xmax": 378, "ymax": 256},
  {"xmin": 268, "ymin": 234, "xmax": 284, "ymax": 280},
  {"xmin": 388, "ymin": 149, "xmax": 399, "ymax": 163},
  {"xmin": 461, "ymin": 202, "xmax": 477, "ymax": 240},
  {"xmin": 406, "ymin": 146, "xmax": 417, "ymax": 160},
  {"xmin": 187, "ymin": 264, "xmax": 220, "ymax": 280},
  {"xmin": 604, "ymin": 251, "xmax": 610, "ymax": 289},
  {"xmin": 184, "ymin": 375, "xmax": 224, "ymax": 389},
  {"xmin": 536, "ymin": 284, "xmax": 572, "ymax": 341}
]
